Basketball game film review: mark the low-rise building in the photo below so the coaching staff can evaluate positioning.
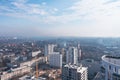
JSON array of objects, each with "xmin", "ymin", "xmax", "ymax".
[
  {"xmin": 0, "ymin": 66, "xmax": 31, "ymax": 80},
  {"xmin": 19, "ymin": 75, "xmax": 46, "ymax": 80}
]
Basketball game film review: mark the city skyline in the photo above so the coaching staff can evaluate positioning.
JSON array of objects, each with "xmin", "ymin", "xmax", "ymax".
[{"xmin": 0, "ymin": 0, "xmax": 120, "ymax": 37}]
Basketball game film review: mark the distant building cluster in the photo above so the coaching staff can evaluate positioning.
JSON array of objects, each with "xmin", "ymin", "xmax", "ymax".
[
  {"xmin": 1, "ymin": 37, "xmax": 116, "ymax": 80},
  {"xmin": 1, "ymin": 66, "xmax": 31, "ymax": 80},
  {"xmin": 44, "ymin": 44, "xmax": 62, "ymax": 68},
  {"xmin": 44, "ymin": 43, "xmax": 88, "ymax": 80}
]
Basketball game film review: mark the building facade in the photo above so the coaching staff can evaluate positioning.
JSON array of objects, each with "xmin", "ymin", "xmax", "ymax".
[
  {"xmin": 49, "ymin": 52, "xmax": 62, "ymax": 68},
  {"xmin": 66, "ymin": 47, "xmax": 78, "ymax": 65},
  {"xmin": 32, "ymin": 50, "xmax": 41, "ymax": 57},
  {"xmin": 44, "ymin": 44, "xmax": 56, "ymax": 56},
  {"xmin": 102, "ymin": 55, "xmax": 120, "ymax": 80},
  {"xmin": 0, "ymin": 66, "xmax": 31, "ymax": 80},
  {"xmin": 77, "ymin": 44, "xmax": 82, "ymax": 63},
  {"xmin": 62, "ymin": 64, "xmax": 88, "ymax": 80}
]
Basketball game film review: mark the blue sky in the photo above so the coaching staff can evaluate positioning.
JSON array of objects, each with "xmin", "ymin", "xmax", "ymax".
[{"xmin": 0, "ymin": 0, "xmax": 120, "ymax": 37}]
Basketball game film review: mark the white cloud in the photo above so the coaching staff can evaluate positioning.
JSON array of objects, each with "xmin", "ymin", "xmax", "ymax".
[
  {"xmin": 39, "ymin": 0, "xmax": 120, "ymax": 23},
  {"xmin": 11, "ymin": 1, "xmax": 48, "ymax": 15},
  {"xmin": 68, "ymin": 0, "xmax": 120, "ymax": 20},
  {"xmin": 47, "ymin": 0, "xmax": 120, "ymax": 37},
  {"xmin": 53, "ymin": 8, "xmax": 58, "ymax": 12},
  {"xmin": 42, "ymin": 2, "xmax": 46, "ymax": 5},
  {"xmin": 1, "ymin": 0, "xmax": 120, "ymax": 27}
]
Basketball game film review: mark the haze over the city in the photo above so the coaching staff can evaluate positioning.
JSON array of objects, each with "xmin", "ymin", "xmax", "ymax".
[{"xmin": 0, "ymin": 0, "xmax": 120, "ymax": 37}]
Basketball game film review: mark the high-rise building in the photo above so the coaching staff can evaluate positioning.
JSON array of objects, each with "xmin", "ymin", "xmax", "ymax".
[
  {"xmin": 62, "ymin": 64, "xmax": 88, "ymax": 80},
  {"xmin": 44, "ymin": 44, "xmax": 56, "ymax": 56},
  {"xmin": 78, "ymin": 44, "xmax": 82, "ymax": 63},
  {"xmin": 66, "ymin": 47, "xmax": 78, "ymax": 64},
  {"xmin": 49, "ymin": 52, "xmax": 62, "ymax": 68},
  {"xmin": 102, "ymin": 55, "xmax": 120, "ymax": 80}
]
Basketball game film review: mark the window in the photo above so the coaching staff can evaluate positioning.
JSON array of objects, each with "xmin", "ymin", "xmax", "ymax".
[
  {"xmin": 109, "ymin": 65, "xmax": 111, "ymax": 70},
  {"xmin": 114, "ymin": 67, "xmax": 117, "ymax": 73},
  {"xmin": 118, "ymin": 69, "xmax": 120, "ymax": 74}
]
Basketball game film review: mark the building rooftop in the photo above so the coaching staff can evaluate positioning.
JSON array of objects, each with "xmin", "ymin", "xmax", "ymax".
[
  {"xmin": 64, "ymin": 64, "xmax": 82, "ymax": 69},
  {"xmin": 11, "ymin": 65, "xmax": 30, "ymax": 72},
  {"xmin": 19, "ymin": 75, "xmax": 46, "ymax": 80},
  {"xmin": 64, "ymin": 64, "xmax": 87, "ymax": 73},
  {"xmin": 102, "ymin": 55, "xmax": 120, "ymax": 66}
]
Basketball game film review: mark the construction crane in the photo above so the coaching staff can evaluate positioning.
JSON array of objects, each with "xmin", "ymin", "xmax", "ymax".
[
  {"xmin": 31, "ymin": 42, "xmax": 39, "ymax": 80},
  {"xmin": 36, "ymin": 56, "xmax": 39, "ymax": 80}
]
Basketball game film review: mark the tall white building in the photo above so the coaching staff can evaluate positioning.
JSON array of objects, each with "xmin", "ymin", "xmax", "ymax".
[
  {"xmin": 102, "ymin": 55, "xmax": 120, "ymax": 80},
  {"xmin": 62, "ymin": 64, "xmax": 88, "ymax": 80},
  {"xmin": 49, "ymin": 52, "xmax": 62, "ymax": 68},
  {"xmin": 66, "ymin": 47, "xmax": 78, "ymax": 64},
  {"xmin": 44, "ymin": 44, "xmax": 56, "ymax": 56},
  {"xmin": 78, "ymin": 44, "xmax": 82, "ymax": 63}
]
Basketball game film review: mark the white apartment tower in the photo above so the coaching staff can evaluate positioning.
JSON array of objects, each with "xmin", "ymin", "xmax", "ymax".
[
  {"xmin": 49, "ymin": 52, "xmax": 62, "ymax": 68},
  {"xmin": 78, "ymin": 44, "xmax": 82, "ymax": 63},
  {"xmin": 62, "ymin": 64, "xmax": 88, "ymax": 80},
  {"xmin": 44, "ymin": 44, "xmax": 56, "ymax": 56},
  {"xmin": 66, "ymin": 47, "xmax": 78, "ymax": 64}
]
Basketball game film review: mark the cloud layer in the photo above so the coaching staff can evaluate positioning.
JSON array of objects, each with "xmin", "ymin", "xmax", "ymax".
[{"xmin": 0, "ymin": 0, "xmax": 120, "ymax": 37}]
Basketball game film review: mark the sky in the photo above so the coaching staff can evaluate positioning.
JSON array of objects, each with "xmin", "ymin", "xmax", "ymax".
[{"xmin": 0, "ymin": 0, "xmax": 120, "ymax": 37}]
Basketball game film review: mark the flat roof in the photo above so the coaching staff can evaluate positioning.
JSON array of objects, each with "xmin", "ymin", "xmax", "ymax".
[
  {"xmin": 19, "ymin": 75, "xmax": 46, "ymax": 80},
  {"xmin": 64, "ymin": 64, "xmax": 82, "ymax": 69},
  {"xmin": 64, "ymin": 64, "xmax": 87, "ymax": 73}
]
